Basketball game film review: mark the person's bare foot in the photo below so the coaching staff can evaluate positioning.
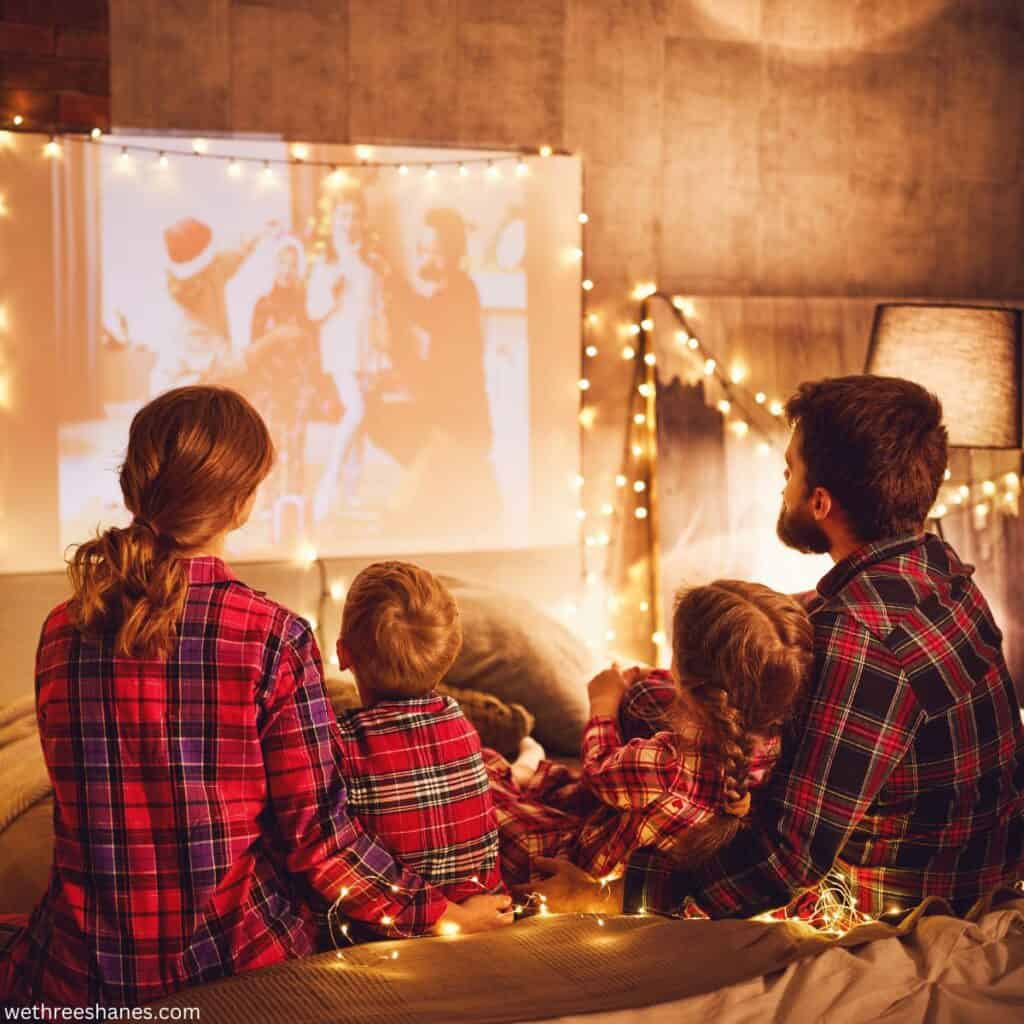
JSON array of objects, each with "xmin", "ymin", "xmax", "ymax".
[{"xmin": 510, "ymin": 736, "xmax": 545, "ymax": 787}]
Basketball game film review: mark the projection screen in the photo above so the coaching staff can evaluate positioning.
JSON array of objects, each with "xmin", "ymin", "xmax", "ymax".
[{"xmin": 0, "ymin": 134, "xmax": 583, "ymax": 572}]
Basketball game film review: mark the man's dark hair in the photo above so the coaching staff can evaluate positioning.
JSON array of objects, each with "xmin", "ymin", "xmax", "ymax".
[{"xmin": 785, "ymin": 375, "xmax": 948, "ymax": 542}]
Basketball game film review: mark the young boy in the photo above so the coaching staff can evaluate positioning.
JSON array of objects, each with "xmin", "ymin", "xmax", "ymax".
[{"xmin": 334, "ymin": 561, "xmax": 505, "ymax": 920}]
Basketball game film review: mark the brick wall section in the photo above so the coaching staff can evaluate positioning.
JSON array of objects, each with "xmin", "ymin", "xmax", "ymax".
[{"xmin": 0, "ymin": 0, "xmax": 110, "ymax": 131}]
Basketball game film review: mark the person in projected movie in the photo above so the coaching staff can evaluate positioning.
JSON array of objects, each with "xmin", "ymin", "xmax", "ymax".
[
  {"xmin": 389, "ymin": 208, "xmax": 502, "ymax": 527},
  {"xmin": 307, "ymin": 192, "xmax": 387, "ymax": 522}
]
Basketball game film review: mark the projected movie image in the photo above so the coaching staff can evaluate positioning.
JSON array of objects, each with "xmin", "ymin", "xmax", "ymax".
[{"xmin": 46, "ymin": 138, "xmax": 582, "ymax": 564}]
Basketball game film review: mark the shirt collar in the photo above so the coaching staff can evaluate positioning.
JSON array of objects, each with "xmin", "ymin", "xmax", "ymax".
[
  {"xmin": 816, "ymin": 532, "xmax": 926, "ymax": 599},
  {"xmin": 185, "ymin": 556, "xmax": 237, "ymax": 585}
]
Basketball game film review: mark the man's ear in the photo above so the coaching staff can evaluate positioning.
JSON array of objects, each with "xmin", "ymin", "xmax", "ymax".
[
  {"xmin": 336, "ymin": 639, "xmax": 351, "ymax": 672},
  {"xmin": 810, "ymin": 486, "xmax": 833, "ymax": 522}
]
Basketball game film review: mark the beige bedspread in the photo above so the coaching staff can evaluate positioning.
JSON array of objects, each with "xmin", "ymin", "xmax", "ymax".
[
  {"xmin": 0, "ymin": 694, "xmax": 49, "ymax": 833},
  {"xmin": 153, "ymin": 892, "xmax": 1024, "ymax": 1024}
]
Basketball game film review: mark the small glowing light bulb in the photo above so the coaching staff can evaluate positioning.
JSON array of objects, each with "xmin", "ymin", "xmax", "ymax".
[
  {"xmin": 635, "ymin": 507, "xmax": 649, "ymax": 519},
  {"xmin": 398, "ymin": 163, "xmax": 409, "ymax": 175},
  {"xmin": 355, "ymin": 145, "xmax": 373, "ymax": 162},
  {"xmin": 578, "ymin": 406, "xmax": 597, "ymax": 429},
  {"xmin": 633, "ymin": 480, "xmax": 646, "ymax": 492},
  {"xmin": 703, "ymin": 358, "xmax": 716, "ymax": 375},
  {"xmin": 586, "ymin": 312, "xmax": 599, "ymax": 325},
  {"xmin": 227, "ymin": 159, "xmax": 242, "ymax": 177},
  {"xmin": 621, "ymin": 346, "xmax": 636, "ymax": 360},
  {"xmin": 640, "ymin": 318, "xmax": 653, "ymax": 331},
  {"xmin": 44, "ymin": 136, "xmax": 61, "ymax": 158},
  {"xmin": 755, "ymin": 391, "xmax": 766, "ymax": 404},
  {"xmin": 633, "ymin": 412, "xmax": 646, "ymax": 425},
  {"xmin": 615, "ymin": 474, "xmax": 627, "ymax": 487},
  {"xmin": 340, "ymin": 887, "xmax": 350, "ymax": 898},
  {"xmin": 291, "ymin": 143, "xmax": 309, "ymax": 161},
  {"xmin": 982, "ymin": 480, "xmax": 996, "ymax": 497},
  {"xmin": 576, "ymin": 508, "xmax": 587, "ymax": 521},
  {"xmin": 687, "ymin": 337, "xmax": 699, "ymax": 351},
  {"xmin": 380, "ymin": 915, "xmax": 394, "ymax": 927},
  {"xmin": 597, "ymin": 917, "xmax": 605, "ymax": 927},
  {"xmin": 768, "ymin": 399, "xmax": 784, "ymax": 417},
  {"xmin": 539, "ymin": 144, "xmax": 553, "ymax": 157},
  {"xmin": 638, "ymin": 383, "xmax": 653, "ymax": 397},
  {"xmin": 585, "ymin": 344, "xmax": 598, "ymax": 357},
  {"xmin": 90, "ymin": 127, "xmax": 102, "ymax": 140},
  {"xmin": 632, "ymin": 444, "xmax": 643, "ymax": 457},
  {"xmin": 582, "ymin": 279, "xmax": 594, "ymax": 291},
  {"xmin": 516, "ymin": 158, "xmax": 528, "ymax": 176},
  {"xmin": 13, "ymin": 115, "xmax": 24, "ymax": 126},
  {"xmin": 932, "ymin": 503, "xmax": 948, "ymax": 518},
  {"xmin": 298, "ymin": 543, "xmax": 317, "ymax": 566},
  {"xmin": 439, "ymin": 921, "xmax": 461, "ymax": 937},
  {"xmin": 486, "ymin": 161, "xmax": 499, "ymax": 178},
  {"xmin": 578, "ymin": 212, "xmax": 589, "ymax": 224},
  {"xmin": 391, "ymin": 950, "xmax": 399, "ymax": 960},
  {"xmin": 730, "ymin": 365, "xmax": 746, "ymax": 384},
  {"xmin": 943, "ymin": 468, "xmax": 952, "ymax": 481},
  {"xmin": 958, "ymin": 485, "xmax": 970, "ymax": 499},
  {"xmin": 458, "ymin": 162, "xmax": 468, "ymax": 177},
  {"xmin": 640, "ymin": 600, "xmax": 650, "ymax": 612},
  {"xmin": 644, "ymin": 352, "xmax": 656, "ymax": 366},
  {"xmin": 628, "ymin": 324, "xmax": 642, "ymax": 336},
  {"xmin": 193, "ymin": 138, "xmax": 208, "ymax": 154},
  {"xmin": 600, "ymin": 503, "xmax": 613, "ymax": 516},
  {"xmin": 570, "ymin": 247, "xmax": 583, "ymax": 261},
  {"xmin": 263, "ymin": 161, "xmax": 274, "ymax": 180},
  {"xmin": 426, "ymin": 164, "xmax": 437, "ymax": 178},
  {"xmin": 676, "ymin": 330, "xmax": 688, "ymax": 345},
  {"xmin": 757, "ymin": 441, "xmax": 771, "ymax": 457},
  {"xmin": 157, "ymin": 152, "xmax": 169, "ymax": 169},
  {"xmin": 578, "ymin": 378, "xmax": 590, "ymax": 391},
  {"xmin": 730, "ymin": 420, "xmax": 750, "ymax": 437},
  {"xmin": 336, "ymin": 951, "xmax": 344, "ymax": 960},
  {"xmin": 330, "ymin": 580, "xmax": 345, "ymax": 601},
  {"xmin": 717, "ymin": 399, "xmax": 731, "ymax": 414}
]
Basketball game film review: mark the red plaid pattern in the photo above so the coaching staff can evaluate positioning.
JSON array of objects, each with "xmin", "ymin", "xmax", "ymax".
[
  {"xmin": 334, "ymin": 696, "xmax": 503, "ymax": 907},
  {"xmin": 626, "ymin": 534, "xmax": 1024, "ymax": 919},
  {"xmin": 487, "ymin": 672, "xmax": 779, "ymax": 884},
  {"xmin": 2, "ymin": 558, "xmax": 447, "ymax": 1007}
]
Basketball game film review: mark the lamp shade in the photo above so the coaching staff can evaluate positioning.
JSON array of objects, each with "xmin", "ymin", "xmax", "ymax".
[{"xmin": 865, "ymin": 304, "xmax": 1022, "ymax": 449}]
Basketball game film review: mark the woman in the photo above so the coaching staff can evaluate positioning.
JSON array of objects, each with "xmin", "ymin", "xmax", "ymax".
[
  {"xmin": 0, "ymin": 386, "xmax": 509, "ymax": 1007},
  {"xmin": 307, "ymin": 194, "xmax": 385, "ymax": 522}
]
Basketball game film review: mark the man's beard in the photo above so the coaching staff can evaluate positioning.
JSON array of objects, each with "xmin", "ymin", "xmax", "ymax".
[{"xmin": 776, "ymin": 501, "xmax": 831, "ymax": 555}]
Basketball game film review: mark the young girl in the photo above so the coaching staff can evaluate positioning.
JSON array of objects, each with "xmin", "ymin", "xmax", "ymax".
[{"xmin": 485, "ymin": 580, "xmax": 813, "ymax": 886}]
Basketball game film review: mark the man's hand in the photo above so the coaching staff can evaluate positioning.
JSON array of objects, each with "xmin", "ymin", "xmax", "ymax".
[
  {"xmin": 510, "ymin": 857, "xmax": 621, "ymax": 916},
  {"xmin": 433, "ymin": 894, "xmax": 514, "ymax": 935},
  {"xmin": 587, "ymin": 665, "xmax": 627, "ymax": 719}
]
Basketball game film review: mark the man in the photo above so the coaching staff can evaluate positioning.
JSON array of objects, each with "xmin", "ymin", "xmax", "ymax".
[{"xmin": 533, "ymin": 375, "xmax": 1024, "ymax": 919}]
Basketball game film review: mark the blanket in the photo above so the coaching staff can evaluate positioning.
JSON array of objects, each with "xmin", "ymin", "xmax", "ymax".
[
  {"xmin": 0, "ymin": 695, "xmax": 49, "ymax": 834},
  {"xmin": 152, "ymin": 892, "xmax": 1024, "ymax": 1023}
]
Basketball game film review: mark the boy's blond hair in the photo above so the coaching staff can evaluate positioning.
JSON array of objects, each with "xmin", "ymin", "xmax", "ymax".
[{"xmin": 341, "ymin": 561, "xmax": 462, "ymax": 699}]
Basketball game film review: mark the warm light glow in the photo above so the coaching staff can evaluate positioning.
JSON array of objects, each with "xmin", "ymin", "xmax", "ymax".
[
  {"xmin": 380, "ymin": 915, "xmax": 394, "ymax": 927},
  {"xmin": 118, "ymin": 147, "xmax": 131, "ymax": 170},
  {"xmin": 305, "ymin": 615, "xmax": 319, "ymax": 632},
  {"xmin": 355, "ymin": 145, "xmax": 373, "ymax": 161},
  {"xmin": 687, "ymin": 337, "xmax": 699, "ymax": 351},
  {"xmin": 390, "ymin": 950, "xmax": 399, "ymax": 960},
  {"xmin": 13, "ymin": 115, "xmax": 24, "ymax": 126},
  {"xmin": 730, "ymin": 365, "xmax": 746, "ymax": 384},
  {"xmin": 0, "ymin": 307, "xmax": 7, "ymax": 331},
  {"xmin": 633, "ymin": 413, "xmax": 645, "ymax": 424},
  {"xmin": 227, "ymin": 159, "xmax": 242, "ymax": 177},
  {"xmin": 943, "ymin": 468, "xmax": 952, "ymax": 481},
  {"xmin": 0, "ymin": 374, "xmax": 9, "ymax": 410},
  {"xmin": 755, "ymin": 391, "xmax": 766, "ymax": 404},
  {"xmin": 633, "ymin": 481, "xmax": 646, "ymax": 492},
  {"xmin": 90, "ymin": 127, "xmax": 102, "ymax": 140},
  {"xmin": 644, "ymin": 353, "xmax": 656, "ymax": 366},
  {"xmin": 578, "ymin": 378, "xmax": 591, "ymax": 391},
  {"xmin": 675, "ymin": 330, "xmax": 688, "ymax": 345},
  {"xmin": 578, "ymin": 406, "xmax": 597, "ymax": 429},
  {"xmin": 635, "ymin": 507, "xmax": 648, "ymax": 519},
  {"xmin": 730, "ymin": 420, "xmax": 750, "ymax": 437},
  {"xmin": 157, "ymin": 152, "xmax": 169, "ymax": 169},
  {"xmin": 426, "ymin": 165, "xmax": 438, "ymax": 179},
  {"xmin": 638, "ymin": 383, "xmax": 652, "ymax": 397},
  {"xmin": 585, "ymin": 344, "xmax": 598, "ymax": 357},
  {"xmin": 586, "ymin": 312, "xmax": 599, "ymax": 325},
  {"xmin": 576, "ymin": 508, "xmax": 587, "ymax": 521},
  {"xmin": 582, "ymin": 279, "xmax": 594, "ymax": 291},
  {"xmin": 632, "ymin": 444, "xmax": 643, "ymax": 457},
  {"xmin": 398, "ymin": 163, "xmax": 409, "ymax": 175},
  {"xmin": 632, "ymin": 282, "xmax": 657, "ymax": 300},
  {"xmin": 982, "ymin": 480, "xmax": 997, "ymax": 497},
  {"xmin": 572, "ymin": 473, "xmax": 585, "ymax": 490},
  {"xmin": 578, "ymin": 212, "xmax": 589, "ymax": 224},
  {"xmin": 641, "ymin": 318, "xmax": 653, "ymax": 331},
  {"xmin": 716, "ymin": 399, "xmax": 731, "ymax": 414},
  {"xmin": 615, "ymin": 474, "xmax": 627, "ymax": 487},
  {"xmin": 487, "ymin": 162, "xmax": 500, "ymax": 179},
  {"xmin": 600, "ymin": 503, "xmax": 613, "ymax": 516},
  {"xmin": 43, "ymin": 137, "xmax": 61, "ymax": 158},
  {"xmin": 621, "ymin": 346, "xmax": 636, "ymax": 360},
  {"xmin": 703, "ymin": 358, "xmax": 716, "ymax": 375},
  {"xmin": 329, "ymin": 167, "xmax": 346, "ymax": 188},
  {"xmin": 958, "ymin": 484, "xmax": 970, "ymax": 499},
  {"xmin": 516, "ymin": 158, "xmax": 529, "ymax": 176},
  {"xmin": 652, "ymin": 630, "xmax": 666, "ymax": 645},
  {"xmin": 263, "ymin": 162, "xmax": 274, "ymax": 180},
  {"xmin": 330, "ymin": 580, "xmax": 345, "ymax": 601},
  {"xmin": 539, "ymin": 144, "xmax": 553, "ymax": 157},
  {"xmin": 458, "ymin": 162, "xmax": 468, "ymax": 177},
  {"xmin": 768, "ymin": 399, "xmax": 784, "ymax": 417},
  {"xmin": 757, "ymin": 441, "xmax": 771, "ymax": 456},
  {"xmin": 626, "ymin": 324, "xmax": 642, "ymax": 337},
  {"xmin": 298, "ymin": 544, "xmax": 318, "ymax": 566},
  {"xmin": 193, "ymin": 138, "xmax": 208, "ymax": 154},
  {"xmin": 570, "ymin": 247, "xmax": 584, "ymax": 261},
  {"xmin": 640, "ymin": 600, "xmax": 650, "ymax": 612},
  {"xmin": 329, "ymin": 653, "xmax": 340, "ymax": 667},
  {"xmin": 439, "ymin": 921, "xmax": 461, "ymax": 938},
  {"xmin": 1005, "ymin": 472, "xmax": 1020, "ymax": 492},
  {"xmin": 931, "ymin": 503, "xmax": 948, "ymax": 518}
]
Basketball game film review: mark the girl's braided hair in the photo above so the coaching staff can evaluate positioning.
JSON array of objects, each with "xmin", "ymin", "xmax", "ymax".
[{"xmin": 668, "ymin": 580, "xmax": 813, "ymax": 865}]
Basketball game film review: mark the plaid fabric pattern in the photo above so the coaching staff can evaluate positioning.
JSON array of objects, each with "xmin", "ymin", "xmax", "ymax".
[
  {"xmin": 625, "ymin": 534, "xmax": 1024, "ymax": 919},
  {"xmin": 334, "ymin": 696, "xmax": 503, "ymax": 904},
  {"xmin": 2, "ymin": 558, "xmax": 447, "ymax": 1007},
  {"xmin": 487, "ymin": 672, "xmax": 779, "ymax": 884}
]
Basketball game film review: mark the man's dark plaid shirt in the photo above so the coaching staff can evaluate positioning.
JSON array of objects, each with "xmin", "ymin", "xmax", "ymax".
[{"xmin": 625, "ymin": 533, "xmax": 1024, "ymax": 918}]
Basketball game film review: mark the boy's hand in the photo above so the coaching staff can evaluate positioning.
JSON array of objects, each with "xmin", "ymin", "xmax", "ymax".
[
  {"xmin": 588, "ymin": 665, "xmax": 627, "ymax": 718},
  {"xmin": 510, "ymin": 857, "xmax": 619, "ymax": 916},
  {"xmin": 621, "ymin": 664, "xmax": 652, "ymax": 687},
  {"xmin": 434, "ymin": 894, "xmax": 514, "ymax": 935}
]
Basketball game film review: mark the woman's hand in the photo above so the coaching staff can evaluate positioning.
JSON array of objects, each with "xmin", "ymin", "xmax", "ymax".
[
  {"xmin": 510, "ymin": 857, "xmax": 620, "ymax": 916},
  {"xmin": 433, "ymin": 894, "xmax": 515, "ymax": 935},
  {"xmin": 588, "ymin": 665, "xmax": 627, "ymax": 719}
]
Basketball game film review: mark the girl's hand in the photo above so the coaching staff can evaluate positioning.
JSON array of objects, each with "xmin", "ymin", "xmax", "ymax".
[
  {"xmin": 621, "ymin": 664, "xmax": 652, "ymax": 687},
  {"xmin": 434, "ymin": 894, "xmax": 514, "ymax": 935},
  {"xmin": 588, "ymin": 665, "xmax": 627, "ymax": 718}
]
